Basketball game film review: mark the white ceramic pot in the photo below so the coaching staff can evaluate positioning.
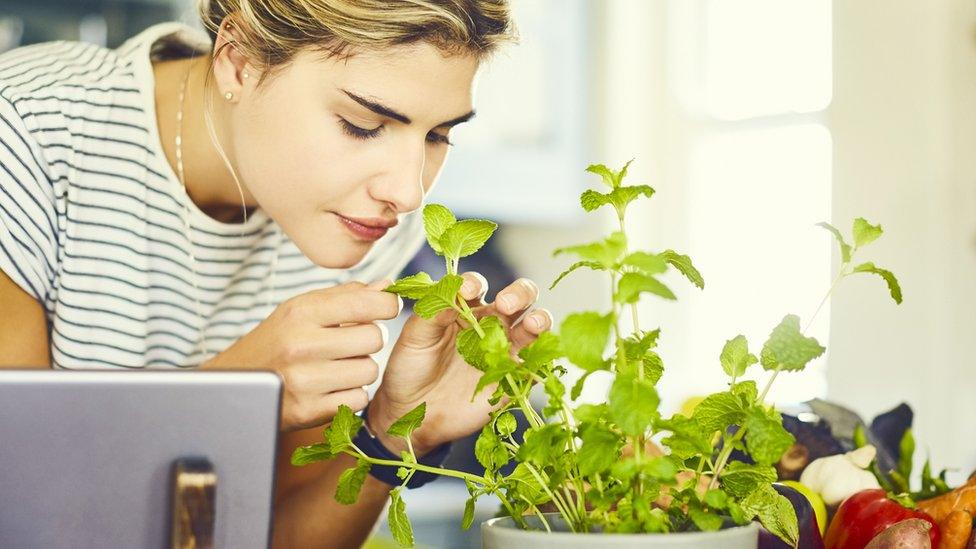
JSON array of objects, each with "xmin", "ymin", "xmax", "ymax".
[{"xmin": 481, "ymin": 513, "xmax": 759, "ymax": 549}]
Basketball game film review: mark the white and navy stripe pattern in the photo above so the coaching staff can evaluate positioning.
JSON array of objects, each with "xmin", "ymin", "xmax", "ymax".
[{"xmin": 0, "ymin": 23, "xmax": 424, "ymax": 369}]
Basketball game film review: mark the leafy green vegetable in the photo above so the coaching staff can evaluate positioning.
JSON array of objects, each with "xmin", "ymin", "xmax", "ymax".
[
  {"xmin": 760, "ymin": 314, "xmax": 826, "ymax": 372},
  {"xmin": 720, "ymin": 335, "xmax": 757, "ymax": 379},
  {"xmin": 560, "ymin": 312, "xmax": 613, "ymax": 372},
  {"xmin": 741, "ymin": 484, "xmax": 799, "ymax": 547},
  {"xmin": 388, "ymin": 487, "xmax": 414, "ymax": 547},
  {"xmin": 387, "ymin": 403, "xmax": 426, "ymax": 439},
  {"xmin": 549, "ymin": 260, "xmax": 606, "ymax": 290},
  {"xmin": 335, "ymin": 458, "xmax": 371, "ymax": 504},
  {"xmin": 743, "ymin": 406, "xmax": 795, "ymax": 466},
  {"xmin": 660, "ymin": 250, "xmax": 705, "ymax": 290},
  {"xmin": 553, "ymin": 231, "xmax": 628, "ymax": 270},
  {"xmin": 413, "ymin": 274, "xmax": 464, "ymax": 319},
  {"xmin": 290, "ymin": 443, "xmax": 334, "ymax": 466},
  {"xmin": 327, "ymin": 405, "xmax": 363, "ymax": 454},
  {"xmin": 853, "ymin": 217, "xmax": 883, "ymax": 249},
  {"xmin": 423, "ymin": 204, "xmax": 456, "ymax": 255},
  {"xmin": 817, "ymin": 222, "xmax": 852, "ymax": 263},
  {"xmin": 439, "ymin": 219, "xmax": 497, "ymax": 259},
  {"xmin": 852, "ymin": 262, "xmax": 903, "ymax": 304},
  {"xmin": 609, "ymin": 374, "xmax": 659, "ymax": 436},
  {"xmin": 616, "ymin": 272, "xmax": 676, "ymax": 303}
]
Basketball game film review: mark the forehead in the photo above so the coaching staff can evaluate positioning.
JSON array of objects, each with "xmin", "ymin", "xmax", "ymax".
[{"xmin": 286, "ymin": 42, "xmax": 480, "ymax": 123}]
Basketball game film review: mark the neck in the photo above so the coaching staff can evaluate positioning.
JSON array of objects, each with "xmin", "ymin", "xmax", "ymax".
[{"xmin": 155, "ymin": 56, "xmax": 257, "ymax": 224}]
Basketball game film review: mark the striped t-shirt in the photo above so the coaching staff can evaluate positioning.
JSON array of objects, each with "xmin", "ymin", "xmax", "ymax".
[{"xmin": 0, "ymin": 23, "xmax": 425, "ymax": 369}]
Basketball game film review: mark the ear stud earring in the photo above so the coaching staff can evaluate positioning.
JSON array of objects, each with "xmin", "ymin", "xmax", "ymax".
[
  {"xmin": 224, "ymin": 91, "xmax": 234, "ymax": 101},
  {"xmin": 243, "ymin": 71, "xmax": 250, "ymax": 79}
]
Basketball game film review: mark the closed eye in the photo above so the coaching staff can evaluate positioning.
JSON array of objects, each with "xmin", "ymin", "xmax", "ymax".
[
  {"xmin": 426, "ymin": 132, "xmax": 453, "ymax": 146},
  {"xmin": 338, "ymin": 117, "xmax": 383, "ymax": 140}
]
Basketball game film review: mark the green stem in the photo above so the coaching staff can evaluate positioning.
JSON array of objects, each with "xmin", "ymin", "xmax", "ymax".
[
  {"xmin": 757, "ymin": 265, "xmax": 847, "ymax": 402},
  {"xmin": 347, "ymin": 447, "xmax": 486, "ymax": 486}
]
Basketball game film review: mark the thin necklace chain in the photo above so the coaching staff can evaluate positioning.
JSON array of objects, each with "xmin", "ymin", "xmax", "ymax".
[{"xmin": 176, "ymin": 61, "xmax": 210, "ymax": 360}]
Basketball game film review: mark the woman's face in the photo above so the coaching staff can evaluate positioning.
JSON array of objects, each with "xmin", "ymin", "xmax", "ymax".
[{"xmin": 226, "ymin": 43, "xmax": 480, "ymax": 268}]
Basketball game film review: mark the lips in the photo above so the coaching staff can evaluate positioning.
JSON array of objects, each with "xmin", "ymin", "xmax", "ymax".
[{"xmin": 336, "ymin": 214, "xmax": 397, "ymax": 241}]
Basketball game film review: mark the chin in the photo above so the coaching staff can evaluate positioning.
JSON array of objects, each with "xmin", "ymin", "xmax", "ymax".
[{"xmin": 304, "ymin": 241, "xmax": 374, "ymax": 270}]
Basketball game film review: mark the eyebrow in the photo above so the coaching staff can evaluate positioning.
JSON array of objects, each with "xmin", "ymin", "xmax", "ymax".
[{"xmin": 341, "ymin": 89, "xmax": 476, "ymax": 128}]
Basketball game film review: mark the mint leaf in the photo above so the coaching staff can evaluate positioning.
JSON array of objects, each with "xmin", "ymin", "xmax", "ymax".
[
  {"xmin": 549, "ymin": 260, "xmax": 606, "ymax": 290},
  {"xmin": 570, "ymin": 371, "xmax": 591, "ymax": 400},
  {"xmin": 693, "ymin": 392, "xmax": 745, "ymax": 434},
  {"xmin": 518, "ymin": 331, "xmax": 562, "ymax": 372},
  {"xmin": 474, "ymin": 425, "xmax": 510, "ymax": 473},
  {"xmin": 456, "ymin": 316, "xmax": 504, "ymax": 371},
  {"xmin": 659, "ymin": 415, "xmax": 712, "ymax": 460},
  {"xmin": 388, "ymin": 487, "xmax": 414, "ymax": 547},
  {"xmin": 583, "ymin": 186, "xmax": 656, "ymax": 213},
  {"xmin": 386, "ymin": 402, "xmax": 426, "ymax": 439},
  {"xmin": 506, "ymin": 463, "xmax": 549, "ymax": 505},
  {"xmin": 704, "ymin": 489, "xmax": 729, "ymax": 510},
  {"xmin": 560, "ymin": 312, "xmax": 613, "ymax": 372},
  {"xmin": 759, "ymin": 314, "xmax": 826, "ymax": 372},
  {"xmin": 577, "ymin": 423, "xmax": 620, "ymax": 476},
  {"xmin": 439, "ymin": 219, "xmax": 497, "ymax": 259},
  {"xmin": 720, "ymin": 335, "xmax": 757, "ymax": 379},
  {"xmin": 334, "ymin": 459, "xmax": 371, "ymax": 504},
  {"xmin": 817, "ymin": 222, "xmax": 852, "ymax": 263},
  {"xmin": 385, "ymin": 272, "xmax": 436, "ymax": 300},
  {"xmin": 643, "ymin": 456, "xmax": 678, "ymax": 480},
  {"xmin": 517, "ymin": 424, "xmax": 570, "ymax": 467},
  {"xmin": 609, "ymin": 374, "xmax": 659, "ymax": 436},
  {"xmin": 732, "ymin": 380, "xmax": 759, "ymax": 403},
  {"xmin": 621, "ymin": 251, "xmax": 668, "ymax": 275},
  {"xmin": 720, "ymin": 461, "xmax": 778, "ymax": 498},
  {"xmin": 743, "ymin": 406, "xmax": 795, "ymax": 466},
  {"xmin": 574, "ymin": 403, "xmax": 609, "ymax": 424},
  {"xmin": 413, "ymin": 274, "xmax": 464, "ymax": 319},
  {"xmin": 495, "ymin": 411, "xmax": 518, "ymax": 437},
  {"xmin": 586, "ymin": 159, "xmax": 632, "ymax": 189},
  {"xmin": 553, "ymin": 231, "xmax": 627, "ymax": 269},
  {"xmin": 327, "ymin": 405, "xmax": 363, "ymax": 454},
  {"xmin": 853, "ymin": 217, "xmax": 883, "ymax": 249},
  {"xmin": 542, "ymin": 375, "xmax": 566, "ymax": 417},
  {"xmin": 852, "ymin": 262, "xmax": 903, "ymax": 304},
  {"xmin": 616, "ymin": 272, "xmax": 676, "ymax": 303},
  {"xmin": 461, "ymin": 496, "xmax": 476, "ymax": 530},
  {"xmin": 660, "ymin": 249, "xmax": 704, "ymax": 290},
  {"xmin": 423, "ymin": 204, "xmax": 456, "ymax": 255},
  {"xmin": 291, "ymin": 443, "xmax": 334, "ymax": 466},
  {"xmin": 586, "ymin": 163, "xmax": 618, "ymax": 189},
  {"xmin": 741, "ymin": 484, "xmax": 799, "ymax": 547},
  {"xmin": 690, "ymin": 508, "xmax": 723, "ymax": 532}
]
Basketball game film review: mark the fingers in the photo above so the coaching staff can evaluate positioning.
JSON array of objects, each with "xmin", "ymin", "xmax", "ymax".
[
  {"xmin": 459, "ymin": 272, "xmax": 489, "ymax": 304},
  {"xmin": 291, "ymin": 283, "xmax": 401, "ymax": 326},
  {"xmin": 287, "ymin": 323, "xmax": 387, "ymax": 361},
  {"xmin": 282, "ymin": 387, "xmax": 370, "ymax": 431},
  {"xmin": 493, "ymin": 278, "xmax": 539, "ymax": 317},
  {"xmin": 509, "ymin": 308, "xmax": 554, "ymax": 350}
]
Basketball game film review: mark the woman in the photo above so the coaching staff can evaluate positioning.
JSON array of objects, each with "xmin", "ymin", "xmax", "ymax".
[{"xmin": 0, "ymin": 0, "xmax": 552, "ymax": 546}]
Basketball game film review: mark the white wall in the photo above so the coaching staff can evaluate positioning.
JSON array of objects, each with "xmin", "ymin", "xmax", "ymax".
[{"xmin": 827, "ymin": 0, "xmax": 976, "ymax": 479}]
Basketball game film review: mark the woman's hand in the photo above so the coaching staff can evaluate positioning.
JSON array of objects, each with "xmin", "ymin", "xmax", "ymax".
[
  {"xmin": 368, "ymin": 273, "xmax": 552, "ymax": 455},
  {"xmin": 203, "ymin": 280, "xmax": 400, "ymax": 432}
]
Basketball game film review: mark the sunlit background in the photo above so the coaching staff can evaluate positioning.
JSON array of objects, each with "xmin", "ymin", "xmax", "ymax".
[{"xmin": 2, "ymin": 0, "xmax": 975, "ymax": 547}]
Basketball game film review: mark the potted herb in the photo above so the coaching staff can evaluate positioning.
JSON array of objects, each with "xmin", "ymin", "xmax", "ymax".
[{"xmin": 292, "ymin": 161, "xmax": 902, "ymax": 548}]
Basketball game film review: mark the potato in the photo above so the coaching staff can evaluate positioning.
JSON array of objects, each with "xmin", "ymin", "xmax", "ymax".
[{"xmin": 865, "ymin": 519, "xmax": 933, "ymax": 549}]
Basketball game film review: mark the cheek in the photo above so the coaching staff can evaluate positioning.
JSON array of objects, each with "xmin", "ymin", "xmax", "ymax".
[{"xmin": 230, "ymin": 96, "xmax": 354, "ymax": 206}]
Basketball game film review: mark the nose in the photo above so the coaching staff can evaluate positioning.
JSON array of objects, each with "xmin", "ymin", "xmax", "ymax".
[{"xmin": 370, "ymin": 138, "xmax": 426, "ymax": 214}]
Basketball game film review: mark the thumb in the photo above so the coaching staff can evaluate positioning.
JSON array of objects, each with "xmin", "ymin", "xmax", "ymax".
[{"xmin": 397, "ymin": 305, "xmax": 463, "ymax": 349}]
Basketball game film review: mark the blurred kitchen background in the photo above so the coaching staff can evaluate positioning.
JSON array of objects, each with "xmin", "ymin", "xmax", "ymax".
[{"xmin": 3, "ymin": 0, "xmax": 974, "ymax": 547}]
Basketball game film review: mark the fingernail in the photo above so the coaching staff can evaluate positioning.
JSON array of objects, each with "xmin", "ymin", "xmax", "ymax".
[
  {"xmin": 396, "ymin": 296, "xmax": 404, "ymax": 315},
  {"xmin": 498, "ymin": 293, "xmax": 515, "ymax": 311},
  {"xmin": 461, "ymin": 280, "xmax": 476, "ymax": 296},
  {"xmin": 377, "ymin": 322, "xmax": 389, "ymax": 347}
]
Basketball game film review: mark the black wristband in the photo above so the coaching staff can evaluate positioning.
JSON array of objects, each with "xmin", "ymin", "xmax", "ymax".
[{"xmin": 353, "ymin": 405, "xmax": 452, "ymax": 489}]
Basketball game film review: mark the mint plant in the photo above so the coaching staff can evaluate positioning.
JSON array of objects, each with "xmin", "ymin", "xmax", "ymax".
[{"xmin": 292, "ymin": 161, "xmax": 902, "ymax": 548}]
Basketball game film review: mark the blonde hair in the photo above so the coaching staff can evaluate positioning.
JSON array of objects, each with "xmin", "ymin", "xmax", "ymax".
[{"xmin": 198, "ymin": 0, "xmax": 515, "ymax": 74}]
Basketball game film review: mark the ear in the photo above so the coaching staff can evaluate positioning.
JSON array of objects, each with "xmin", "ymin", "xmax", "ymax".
[{"xmin": 212, "ymin": 18, "xmax": 252, "ymax": 103}]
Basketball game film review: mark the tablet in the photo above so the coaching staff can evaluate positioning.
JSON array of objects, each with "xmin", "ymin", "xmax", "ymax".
[{"xmin": 0, "ymin": 369, "xmax": 281, "ymax": 549}]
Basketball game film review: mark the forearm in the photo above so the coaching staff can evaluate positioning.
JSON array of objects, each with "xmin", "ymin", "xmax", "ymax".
[{"xmin": 272, "ymin": 452, "xmax": 392, "ymax": 549}]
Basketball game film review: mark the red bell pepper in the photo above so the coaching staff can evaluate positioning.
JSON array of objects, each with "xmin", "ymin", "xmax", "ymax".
[{"xmin": 824, "ymin": 489, "xmax": 940, "ymax": 549}]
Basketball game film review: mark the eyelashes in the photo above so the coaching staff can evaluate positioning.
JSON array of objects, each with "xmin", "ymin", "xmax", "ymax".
[{"xmin": 337, "ymin": 117, "xmax": 453, "ymax": 146}]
